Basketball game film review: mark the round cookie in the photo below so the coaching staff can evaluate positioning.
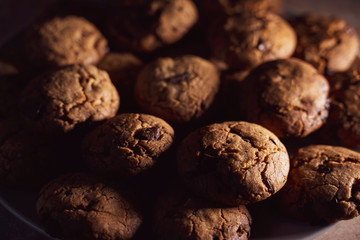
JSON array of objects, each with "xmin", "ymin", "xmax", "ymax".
[
  {"xmin": 281, "ymin": 145, "xmax": 360, "ymax": 223},
  {"xmin": 134, "ymin": 55, "xmax": 220, "ymax": 124},
  {"xmin": 97, "ymin": 52, "xmax": 143, "ymax": 111},
  {"xmin": 0, "ymin": 121, "xmax": 59, "ymax": 188},
  {"xmin": 209, "ymin": 11, "xmax": 296, "ymax": 71},
  {"xmin": 154, "ymin": 190, "xmax": 252, "ymax": 240},
  {"xmin": 82, "ymin": 113, "xmax": 174, "ymax": 178},
  {"xmin": 241, "ymin": 58, "xmax": 330, "ymax": 138},
  {"xmin": 36, "ymin": 172, "xmax": 143, "ymax": 240},
  {"xmin": 290, "ymin": 14, "xmax": 359, "ymax": 74},
  {"xmin": 20, "ymin": 64, "xmax": 119, "ymax": 134},
  {"xmin": 25, "ymin": 15, "xmax": 108, "ymax": 67},
  {"xmin": 177, "ymin": 121, "xmax": 290, "ymax": 205},
  {"xmin": 321, "ymin": 61, "xmax": 360, "ymax": 147},
  {"xmin": 107, "ymin": 0, "xmax": 198, "ymax": 52}
]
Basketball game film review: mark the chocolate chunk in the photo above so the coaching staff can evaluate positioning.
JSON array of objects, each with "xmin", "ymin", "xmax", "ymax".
[
  {"xmin": 318, "ymin": 164, "xmax": 332, "ymax": 174},
  {"xmin": 135, "ymin": 127, "xmax": 161, "ymax": 140},
  {"xmin": 265, "ymin": 179, "xmax": 275, "ymax": 194},
  {"xmin": 164, "ymin": 72, "xmax": 192, "ymax": 84}
]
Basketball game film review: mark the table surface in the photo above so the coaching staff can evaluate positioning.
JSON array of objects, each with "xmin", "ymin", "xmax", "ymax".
[{"xmin": 1, "ymin": 0, "xmax": 360, "ymax": 239}]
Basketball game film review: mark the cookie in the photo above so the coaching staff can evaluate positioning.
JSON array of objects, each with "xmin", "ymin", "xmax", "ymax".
[
  {"xmin": 107, "ymin": 0, "xmax": 198, "ymax": 52},
  {"xmin": 0, "ymin": 121, "xmax": 60, "ymax": 188},
  {"xmin": 281, "ymin": 145, "xmax": 360, "ymax": 223},
  {"xmin": 209, "ymin": 11, "xmax": 296, "ymax": 71},
  {"xmin": 177, "ymin": 121, "xmax": 290, "ymax": 205},
  {"xmin": 321, "ymin": 61, "xmax": 360, "ymax": 147},
  {"xmin": 25, "ymin": 15, "xmax": 108, "ymax": 67},
  {"xmin": 20, "ymin": 64, "xmax": 119, "ymax": 134},
  {"xmin": 202, "ymin": 0, "xmax": 283, "ymax": 16},
  {"xmin": 97, "ymin": 52, "xmax": 143, "ymax": 111},
  {"xmin": 154, "ymin": 190, "xmax": 252, "ymax": 240},
  {"xmin": 241, "ymin": 58, "xmax": 330, "ymax": 138},
  {"xmin": 82, "ymin": 113, "xmax": 174, "ymax": 178},
  {"xmin": 134, "ymin": 55, "xmax": 220, "ymax": 124},
  {"xmin": 290, "ymin": 14, "xmax": 359, "ymax": 74},
  {"xmin": 36, "ymin": 172, "xmax": 143, "ymax": 240}
]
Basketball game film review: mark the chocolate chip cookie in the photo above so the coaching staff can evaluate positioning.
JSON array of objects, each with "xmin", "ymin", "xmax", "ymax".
[
  {"xmin": 97, "ymin": 52, "xmax": 143, "ymax": 111},
  {"xmin": 177, "ymin": 121, "xmax": 290, "ymax": 205},
  {"xmin": 320, "ymin": 61, "xmax": 360, "ymax": 147},
  {"xmin": 82, "ymin": 113, "xmax": 174, "ymax": 178},
  {"xmin": 290, "ymin": 14, "xmax": 359, "ymax": 74},
  {"xmin": 209, "ymin": 11, "xmax": 296, "ymax": 71},
  {"xmin": 241, "ymin": 58, "xmax": 330, "ymax": 138},
  {"xmin": 20, "ymin": 64, "xmax": 119, "ymax": 134},
  {"xmin": 134, "ymin": 55, "xmax": 220, "ymax": 124},
  {"xmin": 36, "ymin": 172, "xmax": 143, "ymax": 240},
  {"xmin": 107, "ymin": 0, "xmax": 198, "ymax": 52},
  {"xmin": 25, "ymin": 15, "xmax": 108, "ymax": 67},
  {"xmin": 281, "ymin": 145, "xmax": 360, "ymax": 223},
  {"xmin": 154, "ymin": 190, "xmax": 252, "ymax": 240}
]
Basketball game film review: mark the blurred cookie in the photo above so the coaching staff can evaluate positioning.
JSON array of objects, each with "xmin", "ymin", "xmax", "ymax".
[
  {"xmin": 241, "ymin": 58, "xmax": 329, "ymax": 138},
  {"xmin": 281, "ymin": 145, "xmax": 360, "ymax": 223},
  {"xmin": 82, "ymin": 113, "xmax": 174, "ymax": 178},
  {"xmin": 0, "ymin": 121, "xmax": 60, "ymax": 188},
  {"xmin": 177, "ymin": 121, "xmax": 290, "ymax": 205},
  {"xmin": 25, "ymin": 16, "xmax": 108, "ymax": 67},
  {"xmin": 134, "ymin": 55, "xmax": 220, "ymax": 124},
  {"xmin": 209, "ymin": 11, "xmax": 296, "ymax": 70},
  {"xmin": 20, "ymin": 64, "xmax": 119, "ymax": 134},
  {"xmin": 154, "ymin": 190, "xmax": 252, "ymax": 240},
  {"xmin": 290, "ymin": 14, "xmax": 359, "ymax": 74},
  {"xmin": 36, "ymin": 172, "xmax": 143, "ymax": 240},
  {"xmin": 201, "ymin": 0, "xmax": 283, "ymax": 17},
  {"xmin": 321, "ymin": 61, "xmax": 360, "ymax": 147},
  {"xmin": 97, "ymin": 52, "xmax": 143, "ymax": 111},
  {"xmin": 107, "ymin": 0, "xmax": 198, "ymax": 52}
]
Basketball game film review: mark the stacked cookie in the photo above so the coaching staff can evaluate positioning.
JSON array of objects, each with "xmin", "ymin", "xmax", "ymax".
[{"xmin": 1, "ymin": 0, "xmax": 360, "ymax": 239}]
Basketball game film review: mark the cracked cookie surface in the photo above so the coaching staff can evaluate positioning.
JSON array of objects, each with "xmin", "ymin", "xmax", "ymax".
[
  {"xmin": 107, "ymin": 0, "xmax": 198, "ymax": 52},
  {"xmin": 36, "ymin": 172, "xmax": 143, "ymax": 240},
  {"xmin": 281, "ymin": 145, "xmax": 360, "ymax": 223},
  {"xmin": 177, "ymin": 121, "xmax": 290, "ymax": 205},
  {"xmin": 209, "ymin": 11, "xmax": 296, "ymax": 71},
  {"xmin": 20, "ymin": 64, "xmax": 119, "ymax": 134},
  {"xmin": 290, "ymin": 14, "xmax": 359, "ymax": 74},
  {"xmin": 82, "ymin": 113, "xmax": 174, "ymax": 178},
  {"xmin": 241, "ymin": 58, "xmax": 329, "ymax": 138},
  {"xmin": 25, "ymin": 15, "xmax": 108, "ymax": 67},
  {"xmin": 134, "ymin": 55, "xmax": 220, "ymax": 124},
  {"xmin": 154, "ymin": 190, "xmax": 252, "ymax": 240}
]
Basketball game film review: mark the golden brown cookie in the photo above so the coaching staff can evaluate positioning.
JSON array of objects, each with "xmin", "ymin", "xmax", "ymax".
[
  {"xmin": 36, "ymin": 173, "xmax": 143, "ymax": 240},
  {"xmin": 281, "ymin": 145, "xmax": 360, "ymax": 223},
  {"xmin": 25, "ymin": 16, "xmax": 108, "ymax": 67},
  {"xmin": 134, "ymin": 55, "xmax": 220, "ymax": 124},
  {"xmin": 154, "ymin": 190, "xmax": 252, "ymax": 240},
  {"xmin": 20, "ymin": 64, "xmax": 119, "ymax": 134},
  {"xmin": 107, "ymin": 0, "xmax": 198, "ymax": 52},
  {"xmin": 209, "ymin": 11, "xmax": 296, "ymax": 70},
  {"xmin": 82, "ymin": 113, "xmax": 174, "ymax": 178},
  {"xmin": 177, "ymin": 121, "xmax": 290, "ymax": 205},
  {"xmin": 290, "ymin": 14, "xmax": 359, "ymax": 74},
  {"xmin": 241, "ymin": 58, "xmax": 330, "ymax": 138}
]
